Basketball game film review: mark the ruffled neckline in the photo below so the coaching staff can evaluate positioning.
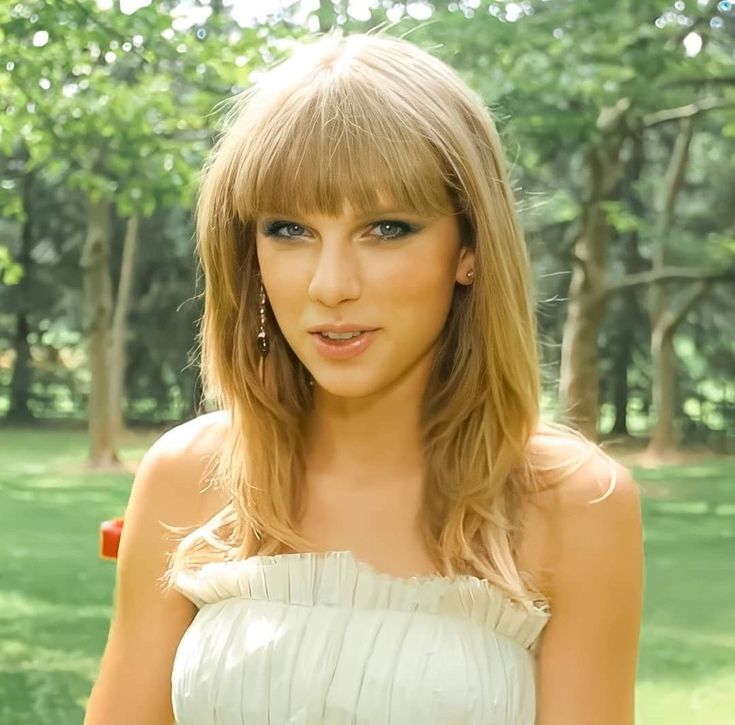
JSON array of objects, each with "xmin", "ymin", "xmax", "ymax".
[{"xmin": 173, "ymin": 549, "xmax": 552, "ymax": 652}]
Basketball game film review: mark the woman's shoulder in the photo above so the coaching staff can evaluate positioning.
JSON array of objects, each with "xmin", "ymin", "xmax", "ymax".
[
  {"xmin": 158, "ymin": 409, "xmax": 231, "ymax": 453},
  {"xmin": 151, "ymin": 410, "xmax": 232, "ymax": 474},
  {"xmin": 518, "ymin": 425, "xmax": 640, "ymax": 604},
  {"xmin": 143, "ymin": 409, "xmax": 232, "ymax": 515},
  {"xmin": 527, "ymin": 423, "xmax": 634, "ymax": 510}
]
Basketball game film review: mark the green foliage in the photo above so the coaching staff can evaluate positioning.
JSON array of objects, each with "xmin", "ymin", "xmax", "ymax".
[
  {"xmin": 0, "ymin": 0, "xmax": 733, "ymax": 434},
  {"xmin": 0, "ymin": 0, "xmax": 262, "ymax": 217},
  {"xmin": 0, "ymin": 245, "xmax": 23, "ymax": 285},
  {"xmin": 600, "ymin": 200, "xmax": 644, "ymax": 234}
]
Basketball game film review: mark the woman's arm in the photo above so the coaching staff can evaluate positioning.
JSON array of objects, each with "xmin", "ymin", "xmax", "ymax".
[
  {"xmin": 535, "ymin": 452, "xmax": 644, "ymax": 725},
  {"xmin": 84, "ymin": 413, "xmax": 229, "ymax": 725}
]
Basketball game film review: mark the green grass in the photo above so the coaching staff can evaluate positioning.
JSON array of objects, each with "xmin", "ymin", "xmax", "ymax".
[
  {"xmin": 634, "ymin": 457, "xmax": 735, "ymax": 723},
  {"xmin": 0, "ymin": 427, "xmax": 733, "ymax": 724},
  {"xmin": 0, "ymin": 426, "xmax": 153, "ymax": 725}
]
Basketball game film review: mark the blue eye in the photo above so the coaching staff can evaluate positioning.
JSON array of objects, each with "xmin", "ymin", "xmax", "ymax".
[
  {"xmin": 369, "ymin": 220, "xmax": 416, "ymax": 240},
  {"xmin": 263, "ymin": 221, "xmax": 307, "ymax": 238},
  {"xmin": 261, "ymin": 219, "xmax": 418, "ymax": 242}
]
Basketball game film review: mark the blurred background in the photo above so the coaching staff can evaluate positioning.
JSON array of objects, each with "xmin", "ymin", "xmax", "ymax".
[{"xmin": 0, "ymin": 1, "xmax": 734, "ymax": 723}]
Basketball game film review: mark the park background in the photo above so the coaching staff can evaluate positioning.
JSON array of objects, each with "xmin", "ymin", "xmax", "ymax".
[{"xmin": 1, "ymin": 0, "xmax": 734, "ymax": 723}]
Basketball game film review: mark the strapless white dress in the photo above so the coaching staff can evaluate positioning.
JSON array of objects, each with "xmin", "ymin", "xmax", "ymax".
[{"xmin": 171, "ymin": 549, "xmax": 551, "ymax": 724}]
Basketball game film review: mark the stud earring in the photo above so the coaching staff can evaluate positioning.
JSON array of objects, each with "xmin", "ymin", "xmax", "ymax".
[{"xmin": 466, "ymin": 269, "xmax": 474, "ymax": 282}]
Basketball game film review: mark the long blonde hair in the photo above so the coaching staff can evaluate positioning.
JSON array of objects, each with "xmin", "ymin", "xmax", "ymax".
[{"xmin": 163, "ymin": 30, "xmax": 616, "ymax": 606}]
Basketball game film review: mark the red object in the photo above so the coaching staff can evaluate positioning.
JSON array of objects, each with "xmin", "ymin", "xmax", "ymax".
[{"xmin": 100, "ymin": 517, "xmax": 124, "ymax": 560}]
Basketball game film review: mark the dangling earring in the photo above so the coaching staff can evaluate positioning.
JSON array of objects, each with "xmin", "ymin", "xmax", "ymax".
[{"xmin": 256, "ymin": 276, "xmax": 268, "ymax": 385}]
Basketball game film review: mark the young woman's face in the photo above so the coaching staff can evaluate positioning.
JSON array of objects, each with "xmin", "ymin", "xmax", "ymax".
[{"xmin": 255, "ymin": 197, "xmax": 475, "ymax": 400}]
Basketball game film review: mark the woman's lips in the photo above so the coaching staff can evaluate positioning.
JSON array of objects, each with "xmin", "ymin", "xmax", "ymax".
[{"xmin": 310, "ymin": 330, "xmax": 377, "ymax": 360}]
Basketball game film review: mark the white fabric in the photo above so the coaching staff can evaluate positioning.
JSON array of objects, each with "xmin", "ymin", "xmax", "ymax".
[{"xmin": 171, "ymin": 549, "xmax": 551, "ymax": 725}]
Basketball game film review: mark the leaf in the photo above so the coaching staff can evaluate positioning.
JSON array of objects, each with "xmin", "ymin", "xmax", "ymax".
[{"xmin": 0, "ymin": 245, "xmax": 24, "ymax": 285}]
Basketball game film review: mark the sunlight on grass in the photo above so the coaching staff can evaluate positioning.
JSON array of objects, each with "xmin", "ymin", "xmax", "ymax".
[
  {"xmin": 633, "ymin": 457, "xmax": 735, "ymax": 723},
  {"xmin": 0, "ymin": 426, "xmax": 147, "ymax": 724},
  {"xmin": 0, "ymin": 427, "xmax": 733, "ymax": 724},
  {"xmin": 637, "ymin": 674, "xmax": 735, "ymax": 725},
  {"xmin": 0, "ymin": 590, "xmax": 112, "ymax": 621}
]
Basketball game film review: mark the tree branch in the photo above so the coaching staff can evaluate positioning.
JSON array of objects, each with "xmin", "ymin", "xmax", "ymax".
[
  {"xmin": 605, "ymin": 264, "xmax": 735, "ymax": 294},
  {"xmin": 643, "ymin": 97, "xmax": 735, "ymax": 127},
  {"xmin": 669, "ymin": 280, "xmax": 711, "ymax": 330},
  {"xmin": 662, "ymin": 75, "xmax": 735, "ymax": 88}
]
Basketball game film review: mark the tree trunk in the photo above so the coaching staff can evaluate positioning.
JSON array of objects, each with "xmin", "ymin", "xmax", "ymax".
[
  {"xmin": 609, "ymin": 335, "xmax": 631, "ymax": 436},
  {"xmin": 649, "ymin": 281, "xmax": 710, "ymax": 453},
  {"xmin": 650, "ymin": 323, "xmax": 677, "ymax": 451},
  {"xmin": 647, "ymin": 118, "xmax": 693, "ymax": 456},
  {"xmin": 81, "ymin": 195, "xmax": 120, "ymax": 468},
  {"xmin": 6, "ymin": 163, "xmax": 35, "ymax": 424},
  {"xmin": 558, "ymin": 240, "xmax": 607, "ymax": 439},
  {"xmin": 610, "ymin": 130, "xmax": 649, "ymax": 437},
  {"xmin": 110, "ymin": 213, "xmax": 139, "ymax": 439},
  {"xmin": 558, "ymin": 99, "xmax": 631, "ymax": 439},
  {"xmin": 7, "ymin": 312, "xmax": 32, "ymax": 423}
]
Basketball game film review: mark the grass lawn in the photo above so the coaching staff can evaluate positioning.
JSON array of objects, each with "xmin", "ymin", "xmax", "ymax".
[{"xmin": 0, "ymin": 425, "xmax": 733, "ymax": 724}]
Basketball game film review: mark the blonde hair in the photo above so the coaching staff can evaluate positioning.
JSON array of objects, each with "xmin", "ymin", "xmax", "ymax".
[{"xmin": 163, "ymin": 31, "xmax": 616, "ymax": 607}]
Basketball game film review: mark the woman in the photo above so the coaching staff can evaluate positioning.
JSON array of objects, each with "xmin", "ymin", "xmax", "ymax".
[{"xmin": 84, "ymin": 31, "xmax": 643, "ymax": 725}]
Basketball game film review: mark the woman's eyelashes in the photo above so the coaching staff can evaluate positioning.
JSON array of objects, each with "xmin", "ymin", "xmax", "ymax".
[
  {"xmin": 261, "ymin": 219, "xmax": 420, "ymax": 241},
  {"xmin": 263, "ymin": 221, "xmax": 307, "ymax": 239},
  {"xmin": 370, "ymin": 220, "xmax": 419, "ymax": 239}
]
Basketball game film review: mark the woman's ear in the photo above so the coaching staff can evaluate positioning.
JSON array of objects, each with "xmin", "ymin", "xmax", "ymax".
[{"xmin": 455, "ymin": 247, "xmax": 476, "ymax": 286}]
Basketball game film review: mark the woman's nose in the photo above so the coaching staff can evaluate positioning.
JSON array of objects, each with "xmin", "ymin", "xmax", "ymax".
[{"xmin": 307, "ymin": 241, "xmax": 361, "ymax": 306}]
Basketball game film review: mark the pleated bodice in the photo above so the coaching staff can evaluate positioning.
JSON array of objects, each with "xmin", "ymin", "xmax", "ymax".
[{"xmin": 171, "ymin": 549, "xmax": 551, "ymax": 725}]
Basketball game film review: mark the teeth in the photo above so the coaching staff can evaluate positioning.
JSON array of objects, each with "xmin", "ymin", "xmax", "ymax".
[{"xmin": 321, "ymin": 331, "xmax": 363, "ymax": 340}]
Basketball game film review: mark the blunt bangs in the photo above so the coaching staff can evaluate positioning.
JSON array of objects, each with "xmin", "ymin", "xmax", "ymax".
[{"xmin": 230, "ymin": 67, "xmax": 461, "ymax": 222}]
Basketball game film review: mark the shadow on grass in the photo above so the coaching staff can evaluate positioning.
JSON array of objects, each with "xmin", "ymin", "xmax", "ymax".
[
  {"xmin": 0, "ymin": 427, "xmax": 148, "ymax": 725},
  {"xmin": 1, "ymin": 427, "xmax": 734, "ymax": 724},
  {"xmin": 634, "ymin": 459, "xmax": 735, "ymax": 724}
]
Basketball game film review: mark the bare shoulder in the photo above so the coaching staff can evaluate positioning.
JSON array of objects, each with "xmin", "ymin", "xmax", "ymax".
[
  {"xmin": 528, "ymin": 430, "xmax": 644, "ymax": 725},
  {"xmin": 84, "ymin": 409, "xmax": 234, "ymax": 723},
  {"xmin": 155, "ymin": 408, "xmax": 231, "ymax": 463},
  {"xmin": 118, "ymin": 407, "xmax": 234, "ymax": 599},
  {"xmin": 517, "ymin": 429, "xmax": 641, "ymax": 601},
  {"xmin": 525, "ymin": 426, "xmax": 637, "ymax": 507},
  {"xmin": 534, "ymin": 430, "xmax": 643, "ymax": 586},
  {"xmin": 147, "ymin": 409, "xmax": 232, "ymax": 514}
]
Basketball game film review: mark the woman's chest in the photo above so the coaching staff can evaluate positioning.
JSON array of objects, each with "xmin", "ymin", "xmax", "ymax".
[
  {"xmin": 172, "ymin": 597, "xmax": 539, "ymax": 725},
  {"xmin": 292, "ymin": 486, "xmax": 553, "ymax": 600},
  {"xmin": 291, "ymin": 481, "xmax": 441, "ymax": 578}
]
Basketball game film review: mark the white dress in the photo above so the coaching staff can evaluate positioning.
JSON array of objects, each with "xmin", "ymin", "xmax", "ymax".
[{"xmin": 171, "ymin": 549, "xmax": 551, "ymax": 725}]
